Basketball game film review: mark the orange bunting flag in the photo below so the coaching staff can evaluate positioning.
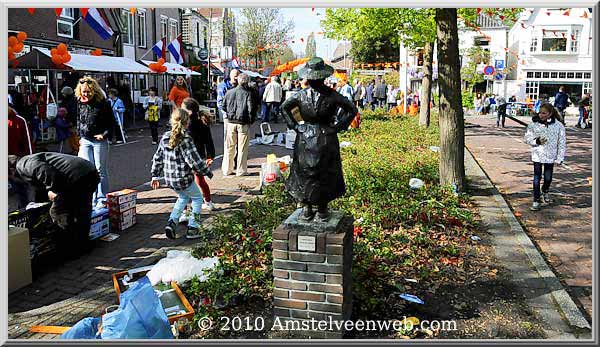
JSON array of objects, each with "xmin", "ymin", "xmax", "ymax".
[
  {"xmin": 54, "ymin": 8, "xmax": 63, "ymax": 16},
  {"xmin": 130, "ymin": 8, "xmax": 136, "ymax": 14},
  {"xmin": 581, "ymin": 11, "xmax": 588, "ymax": 18},
  {"xmin": 311, "ymin": 7, "xmax": 315, "ymax": 12},
  {"xmin": 27, "ymin": 8, "xmax": 35, "ymax": 15},
  {"xmin": 563, "ymin": 9, "xmax": 570, "ymax": 16},
  {"xmin": 277, "ymin": 59, "xmax": 281, "ymax": 65},
  {"xmin": 562, "ymin": 32, "xmax": 566, "ymax": 38},
  {"xmin": 476, "ymin": 8, "xmax": 481, "ymax": 14},
  {"xmin": 499, "ymin": 15, "xmax": 505, "ymax": 20},
  {"xmin": 546, "ymin": 12, "xmax": 551, "ymax": 16},
  {"xmin": 300, "ymin": 38, "xmax": 304, "ymax": 43},
  {"xmin": 81, "ymin": 8, "xmax": 88, "ymax": 18},
  {"xmin": 571, "ymin": 34, "xmax": 576, "ymax": 40}
]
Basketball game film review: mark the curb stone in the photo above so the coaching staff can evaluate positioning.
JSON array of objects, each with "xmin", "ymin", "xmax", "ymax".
[{"xmin": 465, "ymin": 147, "xmax": 591, "ymax": 337}]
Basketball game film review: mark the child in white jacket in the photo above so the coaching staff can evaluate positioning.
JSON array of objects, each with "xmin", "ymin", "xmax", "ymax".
[{"xmin": 524, "ymin": 103, "xmax": 566, "ymax": 211}]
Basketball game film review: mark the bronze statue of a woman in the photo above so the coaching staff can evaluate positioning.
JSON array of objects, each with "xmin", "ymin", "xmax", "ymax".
[{"xmin": 280, "ymin": 57, "xmax": 358, "ymax": 222}]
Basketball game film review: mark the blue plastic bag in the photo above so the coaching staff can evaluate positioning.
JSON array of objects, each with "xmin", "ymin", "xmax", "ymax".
[
  {"xmin": 60, "ymin": 317, "xmax": 101, "ymax": 339},
  {"xmin": 101, "ymin": 276, "xmax": 173, "ymax": 339}
]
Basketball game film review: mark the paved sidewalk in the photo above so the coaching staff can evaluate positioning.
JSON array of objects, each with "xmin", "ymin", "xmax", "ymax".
[
  {"xmin": 464, "ymin": 115, "xmax": 592, "ymax": 319},
  {"xmin": 8, "ymin": 136, "xmax": 292, "ymax": 339}
]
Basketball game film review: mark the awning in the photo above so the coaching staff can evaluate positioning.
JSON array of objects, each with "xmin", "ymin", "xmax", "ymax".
[
  {"xmin": 141, "ymin": 60, "xmax": 201, "ymax": 76},
  {"xmin": 240, "ymin": 69, "xmax": 267, "ymax": 79},
  {"xmin": 210, "ymin": 63, "xmax": 224, "ymax": 76},
  {"xmin": 13, "ymin": 48, "xmax": 151, "ymax": 73}
]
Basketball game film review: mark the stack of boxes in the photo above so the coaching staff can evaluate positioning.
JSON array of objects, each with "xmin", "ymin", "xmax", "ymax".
[
  {"xmin": 107, "ymin": 189, "xmax": 138, "ymax": 231},
  {"xmin": 89, "ymin": 207, "xmax": 110, "ymax": 240}
]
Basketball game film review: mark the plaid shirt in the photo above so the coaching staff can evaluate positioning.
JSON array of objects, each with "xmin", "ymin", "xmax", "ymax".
[{"xmin": 151, "ymin": 131, "xmax": 213, "ymax": 191}]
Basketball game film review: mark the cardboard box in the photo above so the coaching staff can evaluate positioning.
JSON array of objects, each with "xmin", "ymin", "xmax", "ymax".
[
  {"xmin": 90, "ymin": 207, "xmax": 110, "ymax": 240},
  {"xmin": 108, "ymin": 199, "xmax": 136, "ymax": 214},
  {"xmin": 110, "ymin": 207, "xmax": 137, "ymax": 231},
  {"xmin": 107, "ymin": 189, "xmax": 138, "ymax": 206},
  {"xmin": 9, "ymin": 226, "xmax": 32, "ymax": 293}
]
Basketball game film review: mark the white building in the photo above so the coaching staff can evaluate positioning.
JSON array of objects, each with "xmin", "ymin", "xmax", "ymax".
[{"xmin": 507, "ymin": 8, "xmax": 593, "ymax": 101}]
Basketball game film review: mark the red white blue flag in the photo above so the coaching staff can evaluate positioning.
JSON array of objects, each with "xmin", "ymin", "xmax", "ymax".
[
  {"xmin": 84, "ymin": 8, "xmax": 114, "ymax": 40},
  {"xmin": 151, "ymin": 37, "xmax": 167, "ymax": 59},
  {"xmin": 167, "ymin": 35, "xmax": 185, "ymax": 64}
]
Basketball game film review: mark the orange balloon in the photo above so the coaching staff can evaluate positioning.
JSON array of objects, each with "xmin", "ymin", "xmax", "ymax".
[
  {"xmin": 161, "ymin": 66, "xmax": 167, "ymax": 72},
  {"xmin": 14, "ymin": 43, "xmax": 24, "ymax": 53},
  {"xmin": 9, "ymin": 52, "xmax": 16, "ymax": 61},
  {"xmin": 57, "ymin": 43, "xmax": 67, "ymax": 54},
  {"xmin": 8, "ymin": 36, "xmax": 18, "ymax": 46},
  {"xmin": 17, "ymin": 32, "xmax": 27, "ymax": 42},
  {"xmin": 8, "ymin": 46, "xmax": 14, "ymax": 55},
  {"xmin": 157, "ymin": 58, "xmax": 165, "ymax": 64},
  {"xmin": 51, "ymin": 55, "xmax": 62, "ymax": 65},
  {"xmin": 50, "ymin": 48, "xmax": 58, "ymax": 56},
  {"xmin": 63, "ymin": 53, "xmax": 71, "ymax": 63}
]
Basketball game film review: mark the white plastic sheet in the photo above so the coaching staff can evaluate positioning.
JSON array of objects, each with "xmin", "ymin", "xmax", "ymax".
[{"xmin": 146, "ymin": 250, "xmax": 219, "ymax": 285}]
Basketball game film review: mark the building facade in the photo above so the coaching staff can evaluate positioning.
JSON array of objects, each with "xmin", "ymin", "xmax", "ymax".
[
  {"xmin": 507, "ymin": 8, "xmax": 593, "ymax": 101},
  {"xmin": 8, "ymin": 8, "xmax": 116, "ymax": 56},
  {"xmin": 181, "ymin": 9, "xmax": 209, "ymax": 59},
  {"xmin": 196, "ymin": 8, "xmax": 237, "ymax": 71}
]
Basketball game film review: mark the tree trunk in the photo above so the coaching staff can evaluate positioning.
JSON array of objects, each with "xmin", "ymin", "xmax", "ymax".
[
  {"xmin": 419, "ymin": 41, "xmax": 434, "ymax": 127},
  {"xmin": 435, "ymin": 8, "xmax": 466, "ymax": 193}
]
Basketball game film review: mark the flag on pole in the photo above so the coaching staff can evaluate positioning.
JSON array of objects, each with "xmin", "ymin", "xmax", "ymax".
[
  {"xmin": 167, "ymin": 35, "xmax": 185, "ymax": 64},
  {"xmin": 231, "ymin": 57, "xmax": 240, "ymax": 68},
  {"xmin": 84, "ymin": 8, "xmax": 114, "ymax": 40},
  {"xmin": 151, "ymin": 37, "xmax": 167, "ymax": 59}
]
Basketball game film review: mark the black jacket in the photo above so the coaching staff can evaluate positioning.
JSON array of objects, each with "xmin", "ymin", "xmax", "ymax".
[
  {"xmin": 223, "ymin": 86, "xmax": 256, "ymax": 125},
  {"xmin": 77, "ymin": 99, "xmax": 115, "ymax": 140},
  {"xmin": 16, "ymin": 152, "xmax": 99, "ymax": 193},
  {"xmin": 60, "ymin": 95, "xmax": 78, "ymax": 125},
  {"xmin": 189, "ymin": 114, "xmax": 216, "ymax": 159}
]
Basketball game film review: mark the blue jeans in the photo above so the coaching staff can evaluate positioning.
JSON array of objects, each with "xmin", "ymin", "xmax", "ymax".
[
  {"xmin": 78, "ymin": 137, "xmax": 109, "ymax": 205},
  {"xmin": 169, "ymin": 182, "xmax": 203, "ymax": 228},
  {"xmin": 533, "ymin": 162, "xmax": 554, "ymax": 202},
  {"xmin": 578, "ymin": 107, "xmax": 586, "ymax": 126},
  {"xmin": 261, "ymin": 102, "xmax": 269, "ymax": 122}
]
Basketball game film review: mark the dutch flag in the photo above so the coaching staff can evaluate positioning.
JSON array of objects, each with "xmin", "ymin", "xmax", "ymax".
[
  {"xmin": 152, "ymin": 37, "xmax": 167, "ymax": 59},
  {"xmin": 84, "ymin": 8, "xmax": 114, "ymax": 40},
  {"xmin": 167, "ymin": 35, "xmax": 185, "ymax": 64},
  {"xmin": 231, "ymin": 57, "xmax": 240, "ymax": 68}
]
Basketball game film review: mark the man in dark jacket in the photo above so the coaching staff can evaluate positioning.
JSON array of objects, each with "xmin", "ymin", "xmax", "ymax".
[
  {"xmin": 9, "ymin": 153, "xmax": 100, "ymax": 252},
  {"xmin": 222, "ymin": 73, "xmax": 256, "ymax": 176},
  {"xmin": 554, "ymin": 86, "xmax": 569, "ymax": 123}
]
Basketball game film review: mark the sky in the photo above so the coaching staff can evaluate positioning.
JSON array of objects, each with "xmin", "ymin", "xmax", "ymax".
[{"xmin": 233, "ymin": 8, "xmax": 342, "ymax": 60}]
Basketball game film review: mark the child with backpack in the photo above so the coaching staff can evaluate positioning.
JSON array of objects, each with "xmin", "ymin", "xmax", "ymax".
[{"xmin": 151, "ymin": 108, "xmax": 213, "ymax": 239}]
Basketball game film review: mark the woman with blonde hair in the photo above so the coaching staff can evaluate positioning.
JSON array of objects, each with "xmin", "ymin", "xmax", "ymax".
[
  {"xmin": 75, "ymin": 75, "xmax": 115, "ymax": 208},
  {"xmin": 150, "ymin": 108, "xmax": 213, "ymax": 239}
]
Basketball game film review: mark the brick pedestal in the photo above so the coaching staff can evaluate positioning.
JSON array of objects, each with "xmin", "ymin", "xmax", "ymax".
[{"xmin": 272, "ymin": 208, "xmax": 353, "ymax": 338}]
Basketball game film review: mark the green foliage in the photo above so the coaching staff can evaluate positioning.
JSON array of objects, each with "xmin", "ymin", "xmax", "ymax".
[
  {"xmin": 185, "ymin": 112, "xmax": 479, "ymax": 329},
  {"xmin": 460, "ymin": 46, "xmax": 490, "ymax": 90},
  {"xmin": 236, "ymin": 8, "xmax": 295, "ymax": 63},
  {"xmin": 304, "ymin": 32, "xmax": 317, "ymax": 58},
  {"xmin": 462, "ymin": 90, "xmax": 474, "ymax": 109}
]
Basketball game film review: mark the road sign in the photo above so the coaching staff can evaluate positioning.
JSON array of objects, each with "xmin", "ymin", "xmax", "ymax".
[
  {"xmin": 495, "ymin": 59, "xmax": 505, "ymax": 70},
  {"xmin": 198, "ymin": 48, "xmax": 208, "ymax": 60},
  {"xmin": 484, "ymin": 65, "xmax": 495, "ymax": 75},
  {"xmin": 495, "ymin": 73, "xmax": 505, "ymax": 81}
]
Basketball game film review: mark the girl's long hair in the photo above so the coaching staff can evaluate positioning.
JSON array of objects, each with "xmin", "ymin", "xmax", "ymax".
[
  {"xmin": 168, "ymin": 108, "xmax": 190, "ymax": 149},
  {"xmin": 75, "ymin": 76, "xmax": 105, "ymax": 104},
  {"xmin": 182, "ymin": 97, "xmax": 211, "ymax": 125}
]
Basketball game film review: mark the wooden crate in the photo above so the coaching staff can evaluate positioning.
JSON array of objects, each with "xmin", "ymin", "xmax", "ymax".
[{"xmin": 111, "ymin": 269, "xmax": 194, "ymax": 324}]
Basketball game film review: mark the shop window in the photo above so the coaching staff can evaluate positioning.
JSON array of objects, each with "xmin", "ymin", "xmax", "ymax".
[
  {"xmin": 567, "ymin": 72, "xmax": 575, "ymax": 79},
  {"xmin": 61, "ymin": 8, "xmax": 74, "ymax": 19},
  {"xmin": 542, "ymin": 30, "xmax": 567, "ymax": 52},
  {"xmin": 575, "ymin": 72, "xmax": 583, "ymax": 79},
  {"xmin": 584, "ymin": 72, "xmax": 591, "ymax": 79},
  {"xmin": 169, "ymin": 19, "xmax": 178, "ymax": 43},
  {"xmin": 534, "ymin": 72, "xmax": 542, "ymax": 78},
  {"xmin": 559, "ymin": 72, "xmax": 566, "ymax": 79},
  {"xmin": 543, "ymin": 72, "xmax": 549, "ymax": 78},
  {"xmin": 583, "ymin": 82, "xmax": 592, "ymax": 95},
  {"xmin": 527, "ymin": 72, "xmax": 534, "ymax": 78}
]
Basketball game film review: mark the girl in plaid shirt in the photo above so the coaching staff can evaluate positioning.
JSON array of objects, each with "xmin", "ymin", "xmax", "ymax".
[{"xmin": 151, "ymin": 109, "xmax": 214, "ymax": 239}]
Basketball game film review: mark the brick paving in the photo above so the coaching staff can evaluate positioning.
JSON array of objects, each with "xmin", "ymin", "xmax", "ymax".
[
  {"xmin": 7, "ymin": 124, "xmax": 293, "ymax": 339},
  {"xmin": 464, "ymin": 115, "xmax": 592, "ymax": 319}
]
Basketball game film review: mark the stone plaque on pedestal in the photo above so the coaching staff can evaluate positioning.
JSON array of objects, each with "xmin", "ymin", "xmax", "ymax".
[{"xmin": 271, "ymin": 208, "xmax": 354, "ymax": 338}]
